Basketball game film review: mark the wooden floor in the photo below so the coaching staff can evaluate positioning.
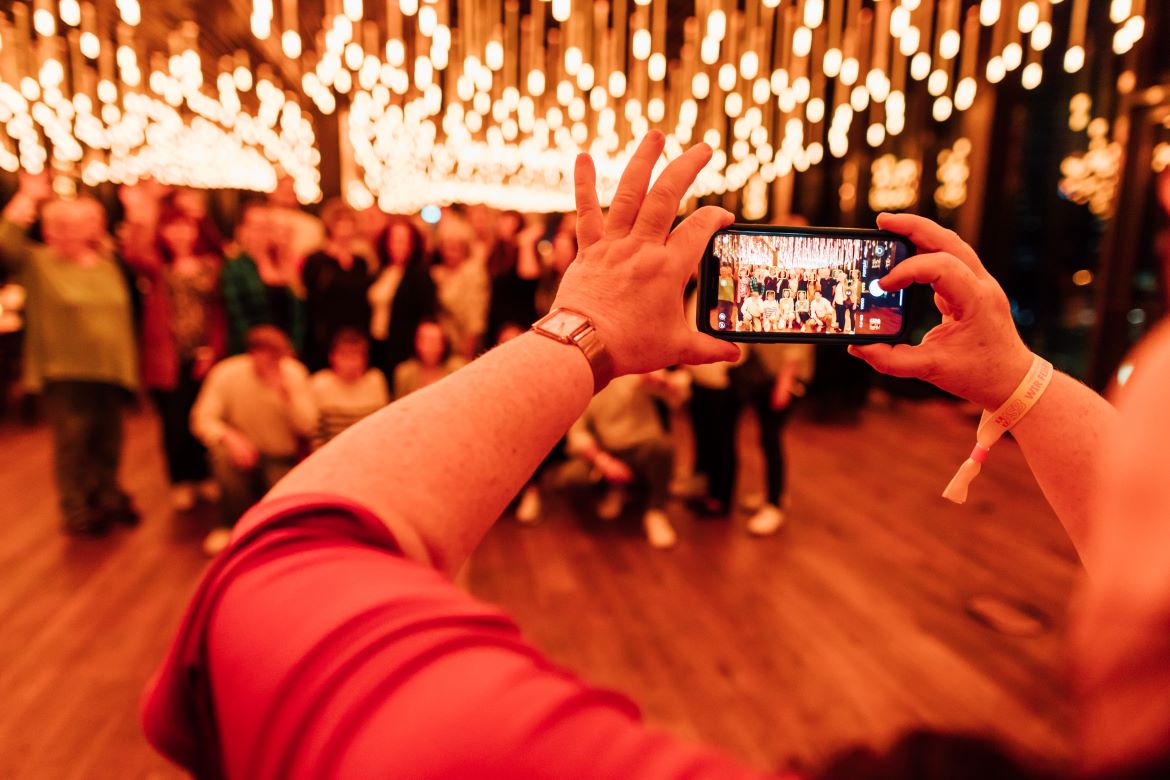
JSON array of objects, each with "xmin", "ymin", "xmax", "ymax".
[{"xmin": 0, "ymin": 396, "xmax": 1080, "ymax": 778}]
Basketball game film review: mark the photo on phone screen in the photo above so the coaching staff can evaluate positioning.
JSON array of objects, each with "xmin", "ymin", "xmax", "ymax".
[{"xmin": 699, "ymin": 226, "xmax": 915, "ymax": 344}]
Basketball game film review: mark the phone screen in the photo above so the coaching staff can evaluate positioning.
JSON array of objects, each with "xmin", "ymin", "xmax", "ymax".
[{"xmin": 699, "ymin": 225, "xmax": 915, "ymax": 343}]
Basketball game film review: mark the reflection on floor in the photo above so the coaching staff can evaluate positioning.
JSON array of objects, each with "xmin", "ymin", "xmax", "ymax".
[{"xmin": 0, "ymin": 396, "xmax": 1078, "ymax": 778}]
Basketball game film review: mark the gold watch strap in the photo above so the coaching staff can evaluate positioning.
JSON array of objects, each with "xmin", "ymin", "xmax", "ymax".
[{"xmin": 572, "ymin": 326, "xmax": 615, "ymax": 394}]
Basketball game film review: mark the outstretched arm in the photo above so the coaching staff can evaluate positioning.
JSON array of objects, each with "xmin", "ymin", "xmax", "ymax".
[
  {"xmin": 266, "ymin": 133, "xmax": 740, "ymax": 575},
  {"xmin": 850, "ymin": 214, "xmax": 1118, "ymax": 572}
]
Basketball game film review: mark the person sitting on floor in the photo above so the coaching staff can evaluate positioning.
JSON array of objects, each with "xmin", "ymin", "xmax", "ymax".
[
  {"xmin": 392, "ymin": 320, "xmax": 467, "ymax": 399},
  {"xmin": 567, "ymin": 371, "xmax": 685, "ymax": 549},
  {"xmin": 190, "ymin": 326, "xmax": 317, "ymax": 556},
  {"xmin": 308, "ymin": 328, "xmax": 390, "ymax": 450}
]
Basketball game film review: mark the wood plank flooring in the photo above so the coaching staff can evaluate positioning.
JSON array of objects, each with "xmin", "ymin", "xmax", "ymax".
[{"xmin": 0, "ymin": 396, "xmax": 1080, "ymax": 778}]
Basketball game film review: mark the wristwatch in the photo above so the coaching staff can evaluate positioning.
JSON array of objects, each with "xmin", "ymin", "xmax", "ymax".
[{"xmin": 531, "ymin": 308, "xmax": 615, "ymax": 393}]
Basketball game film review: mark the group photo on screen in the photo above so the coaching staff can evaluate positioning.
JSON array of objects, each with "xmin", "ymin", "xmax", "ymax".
[{"xmin": 711, "ymin": 232, "xmax": 903, "ymax": 336}]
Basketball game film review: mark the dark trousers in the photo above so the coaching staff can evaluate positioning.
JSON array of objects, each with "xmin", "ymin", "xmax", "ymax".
[
  {"xmin": 150, "ymin": 362, "xmax": 209, "ymax": 484},
  {"xmin": 42, "ymin": 381, "xmax": 131, "ymax": 528},
  {"xmin": 610, "ymin": 437, "xmax": 673, "ymax": 511},
  {"xmin": 692, "ymin": 370, "xmax": 794, "ymax": 507},
  {"xmin": 690, "ymin": 384, "xmax": 739, "ymax": 507},
  {"xmin": 210, "ymin": 445, "xmax": 297, "ymax": 527},
  {"xmin": 834, "ymin": 303, "xmax": 847, "ymax": 330}
]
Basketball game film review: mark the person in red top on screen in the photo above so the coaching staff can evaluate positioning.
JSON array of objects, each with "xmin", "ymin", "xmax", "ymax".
[{"xmin": 143, "ymin": 133, "xmax": 1170, "ymax": 780}]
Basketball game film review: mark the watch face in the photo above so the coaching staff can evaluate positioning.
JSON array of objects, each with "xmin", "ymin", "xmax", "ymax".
[{"xmin": 540, "ymin": 310, "xmax": 589, "ymax": 339}]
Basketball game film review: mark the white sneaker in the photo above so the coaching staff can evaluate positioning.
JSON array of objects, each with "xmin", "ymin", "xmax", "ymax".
[
  {"xmin": 746, "ymin": 504, "xmax": 785, "ymax": 536},
  {"xmin": 515, "ymin": 485, "xmax": 542, "ymax": 525},
  {"xmin": 596, "ymin": 487, "xmax": 624, "ymax": 521},
  {"xmin": 643, "ymin": 509, "xmax": 678, "ymax": 549},
  {"xmin": 171, "ymin": 483, "xmax": 196, "ymax": 512},
  {"xmin": 202, "ymin": 527, "xmax": 232, "ymax": 557},
  {"xmin": 196, "ymin": 479, "xmax": 221, "ymax": 503}
]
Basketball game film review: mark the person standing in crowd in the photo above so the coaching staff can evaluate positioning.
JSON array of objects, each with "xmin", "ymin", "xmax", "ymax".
[
  {"xmin": 265, "ymin": 174, "xmax": 325, "ymax": 264},
  {"xmin": 567, "ymin": 372, "xmax": 684, "ymax": 549},
  {"xmin": 354, "ymin": 205, "xmax": 388, "ymax": 263},
  {"xmin": 534, "ymin": 213, "xmax": 578, "ymax": 318},
  {"xmin": 741, "ymin": 288, "xmax": 765, "ymax": 332},
  {"xmin": 392, "ymin": 320, "xmax": 466, "ymax": 399},
  {"xmin": 308, "ymin": 328, "xmax": 389, "ymax": 450},
  {"xmin": 369, "ymin": 216, "xmax": 437, "ymax": 377},
  {"xmin": 122, "ymin": 195, "xmax": 226, "ymax": 512},
  {"xmin": 716, "ymin": 263, "xmax": 736, "ymax": 329},
  {"xmin": 431, "ymin": 215, "xmax": 489, "ymax": 360},
  {"xmin": 486, "ymin": 211, "xmax": 542, "ymax": 346},
  {"xmin": 0, "ymin": 172, "xmax": 139, "ymax": 536},
  {"xmin": 220, "ymin": 202, "xmax": 305, "ymax": 355},
  {"xmin": 169, "ymin": 187, "xmax": 226, "ymax": 257},
  {"xmin": 189, "ymin": 325, "xmax": 317, "ymax": 556},
  {"xmin": 302, "ymin": 199, "xmax": 375, "ymax": 372}
]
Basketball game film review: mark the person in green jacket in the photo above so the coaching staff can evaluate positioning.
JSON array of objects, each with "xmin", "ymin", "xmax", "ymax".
[{"xmin": 0, "ymin": 172, "xmax": 140, "ymax": 536}]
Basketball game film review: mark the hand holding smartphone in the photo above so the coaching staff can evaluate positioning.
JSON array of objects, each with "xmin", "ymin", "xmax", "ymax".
[{"xmin": 697, "ymin": 224, "xmax": 916, "ymax": 344}]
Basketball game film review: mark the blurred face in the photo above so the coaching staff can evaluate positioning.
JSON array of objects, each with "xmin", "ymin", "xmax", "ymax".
[
  {"xmin": 249, "ymin": 346, "xmax": 284, "ymax": 375},
  {"xmin": 720, "ymin": 265, "xmax": 731, "ymax": 278},
  {"xmin": 496, "ymin": 212, "xmax": 522, "ymax": 240},
  {"xmin": 782, "ymin": 289, "xmax": 791, "ymax": 299},
  {"xmin": 160, "ymin": 217, "xmax": 199, "ymax": 256},
  {"xmin": 43, "ymin": 200, "xmax": 103, "ymax": 257},
  {"xmin": 438, "ymin": 235, "xmax": 468, "ymax": 267},
  {"xmin": 270, "ymin": 176, "xmax": 298, "ymax": 208},
  {"xmin": 465, "ymin": 204, "xmax": 495, "ymax": 240},
  {"xmin": 415, "ymin": 323, "xmax": 446, "ymax": 366},
  {"xmin": 237, "ymin": 207, "xmax": 270, "ymax": 248},
  {"xmin": 387, "ymin": 224, "xmax": 415, "ymax": 265},
  {"xmin": 330, "ymin": 342, "xmax": 368, "ymax": 382},
  {"xmin": 173, "ymin": 189, "xmax": 207, "ymax": 220},
  {"xmin": 327, "ymin": 212, "xmax": 357, "ymax": 243},
  {"xmin": 357, "ymin": 206, "xmax": 388, "ymax": 243}
]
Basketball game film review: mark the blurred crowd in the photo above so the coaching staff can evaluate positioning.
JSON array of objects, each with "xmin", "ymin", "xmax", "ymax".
[{"xmin": 0, "ymin": 173, "xmax": 812, "ymax": 555}]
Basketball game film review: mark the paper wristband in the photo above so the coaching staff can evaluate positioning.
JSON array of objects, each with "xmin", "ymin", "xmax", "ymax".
[{"xmin": 942, "ymin": 355, "xmax": 1054, "ymax": 504}]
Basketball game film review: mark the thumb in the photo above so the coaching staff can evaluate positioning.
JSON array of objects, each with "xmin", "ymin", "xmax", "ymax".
[
  {"xmin": 848, "ymin": 343, "xmax": 934, "ymax": 379},
  {"xmin": 667, "ymin": 206, "xmax": 734, "ymax": 259},
  {"xmin": 679, "ymin": 334, "xmax": 742, "ymax": 366}
]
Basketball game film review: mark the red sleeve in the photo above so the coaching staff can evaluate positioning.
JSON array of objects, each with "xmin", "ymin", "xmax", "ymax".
[{"xmin": 142, "ymin": 495, "xmax": 778, "ymax": 780}]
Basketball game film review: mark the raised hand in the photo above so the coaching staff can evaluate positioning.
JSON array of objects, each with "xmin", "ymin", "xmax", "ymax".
[
  {"xmin": 552, "ymin": 132, "xmax": 742, "ymax": 376},
  {"xmin": 848, "ymin": 213, "xmax": 1034, "ymax": 410}
]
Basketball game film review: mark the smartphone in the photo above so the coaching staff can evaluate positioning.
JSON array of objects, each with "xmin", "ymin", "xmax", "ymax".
[{"xmin": 697, "ymin": 224, "xmax": 916, "ymax": 344}]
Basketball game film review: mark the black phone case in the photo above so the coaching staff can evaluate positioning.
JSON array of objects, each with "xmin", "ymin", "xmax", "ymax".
[{"xmin": 696, "ymin": 224, "xmax": 916, "ymax": 345}]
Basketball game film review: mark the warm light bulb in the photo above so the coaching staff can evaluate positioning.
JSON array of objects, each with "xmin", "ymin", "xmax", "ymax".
[
  {"xmin": 718, "ymin": 63, "xmax": 736, "ymax": 91},
  {"xmin": 939, "ymin": 30, "xmax": 960, "ymax": 60},
  {"xmin": 933, "ymin": 96, "xmax": 953, "ymax": 121},
  {"xmin": 1017, "ymin": 2, "xmax": 1039, "ymax": 33},
  {"xmin": 986, "ymin": 56, "xmax": 1006, "ymax": 82},
  {"xmin": 980, "ymin": 0, "xmax": 1002, "ymax": 27},
  {"xmin": 1003, "ymin": 42, "xmax": 1023, "ymax": 70},
  {"xmin": 552, "ymin": 0, "xmax": 570, "ymax": 23},
  {"xmin": 1021, "ymin": 62, "xmax": 1043, "ymax": 90},
  {"xmin": 282, "ymin": 30, "xmax": 302, "ymax": 59},
  {"xmin": 954, "ymin": 78, "xmax": 977, "ymax": 110},
  {"xmin": 910, "ymin": 52, "xmax": 931, "ymax": 81},
  {"xmin": 632, "ymin": 29, "xmax": 652, "ymax": 60},
  {"xmin": 648, "ymin": 53, "xmax": 666, "ymax": 81},
  {"xmin": 344, "ymin": 0, "xmax": 363, "ymax": 21},
  {"xmin": 608, "ymin": 71, "xmax": 626, "ymax": 98},
  {"xmin": 792, "ymin": 27, "xmax": 812, "ymax": 58},
  {"xmin": 890, "ymin": 7, "xmax": 910, "ymax": 37},
  {"xmin": 806, "ymin": 97, "xmax": 825, "ymax": 123},
  {"xmin": 707, "ymin": 10, "xmax": 727, "ymax": 41},
  {"xmin": 1064, "ymin": 46, "xmax": 1085, "ymax": 73},
  {"xmin": 927, "ymin": 70, "xmax": 948, "ymax": 97},
  {"xmin": 80, "ymin": 32, "xmax": 101, "ymax": 59},
  {"xmin": 899, "ymin": 27, "xmax": 920, "ymax": 57},
  {"xmin": 867, "ymin": 123, "xmax": 886, "ymax": 147},
  {"xmin": 692, "ymin": 72, "xmax": 710, "ymax": 99},
  {"xmin": 33, "ymin": 9, "xmax": 57, "ymax": 37},
  {"xmin": 740, "ymin": 51, "xmax": 759, "ymax": 81},
  {"xmin": 564, "ymin": 46, "xmax": 582, "ymax": 76},
  {"xmin": 804, "ymin": 0, "xmax": 824, "ymax": 28},
  {"xmin": 1110, "ymin": 0, "xmax": 1132, "ymax": 25},
  {"xmin": 60, "ymin": 0, "xmax": 82, "ymax": 26},
  {"xmin": 823, "ymin": 48, "xmax": 842, "ymax": 78},
  {"xmin": 1031, "ymin": 21, "xmax": 1052, "ymax": 50},
  {"xmin": 486, "ymin": 40, "xmax": 504, "ymax": 71}
]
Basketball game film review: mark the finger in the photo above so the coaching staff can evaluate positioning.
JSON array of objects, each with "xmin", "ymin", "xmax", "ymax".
[
  {"xmin": 678, "ymin": 334, "xmax": 743, "ymax": 366},
  {"xmin": 934, "ymin": 291, "xmax": 953, "ymax": 320},
  {"xmin": 876, "ymin": 212, "xmax": 989, "ymax": 279},
  {"xmin": 605, "ymin": 131, "xmax": 665, "ymax": 239},
  {"xmin": 573, "ymin": 154, "xmax": 604, "ymax": 249},
  {"xmin": 666, "ymin": 205, "xmax": 734, "ymax": 263},
  {"xmin": 876, "ymin": 252, "xmax": 981, "ymax": 319},
  {"xmin": 632, "ymin": 143, "xmax": 714, "ymax": 242},
  {"xmin": 848, "ymin": 343, "xmax": 936, "ymax": 380}
]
